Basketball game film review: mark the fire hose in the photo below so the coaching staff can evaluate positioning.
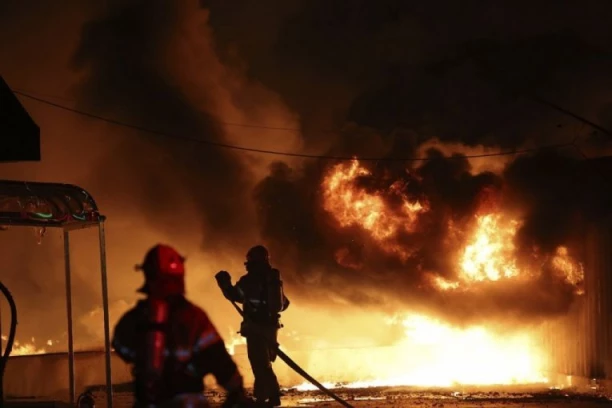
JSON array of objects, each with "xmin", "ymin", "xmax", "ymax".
[
  {"xmin": 227, "ymin": 300, "xmax": 354, "ymax": 408},
  {"xmin": 0, "ymin": 281, "xmax": 17, "ymax": 408}
]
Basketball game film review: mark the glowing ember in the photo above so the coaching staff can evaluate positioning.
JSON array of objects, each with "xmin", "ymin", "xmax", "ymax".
[
  {"xmin": 2, "ymin": 336, "xmax": 50, "ymax": 356},
  {"xmin": 294, "ymin": 313, "xmax": 547, "ymax": 390},
  {"xmin": 460, "ymin": 214, "xmax": 520, "ymax": 282}
]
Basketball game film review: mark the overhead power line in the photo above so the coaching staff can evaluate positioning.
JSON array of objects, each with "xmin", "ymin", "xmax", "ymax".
[
  {"xmin": 13, "ymin": 89, "xmax": 576, "ymax": 162},
  {"xmin": 12, "ymin": 88, "xmax": 313, "ymax": 133},
  {"xmin": 528, "ymin": 94, "xmax": 612, "ymax": 139}
]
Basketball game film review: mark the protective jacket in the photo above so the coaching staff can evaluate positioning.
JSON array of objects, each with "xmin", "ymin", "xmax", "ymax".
[
  {"xmin": 112, "ymin": 294, "xmax": 244, "ymax": 407},
  {"xmin": 217, "ymin": 263, "xmax": 288, "ymax": 406},
  {"xmin": 220, "ymin": 267, "xmax": 289, "ymax": 326}
]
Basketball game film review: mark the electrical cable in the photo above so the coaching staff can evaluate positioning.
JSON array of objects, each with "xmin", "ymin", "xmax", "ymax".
[{"xmin": 12, "ymin": 89, "xmax": 575, "ymax": 162}]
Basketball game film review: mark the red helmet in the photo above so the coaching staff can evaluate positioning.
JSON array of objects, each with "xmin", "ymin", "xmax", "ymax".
[
  {"xmin": 136, "ymin": 244, "xmax": 186, "ymax": 296},
  {"xmin": 245, "ymin": 245, "xmax": 270, "ymax": 265}
]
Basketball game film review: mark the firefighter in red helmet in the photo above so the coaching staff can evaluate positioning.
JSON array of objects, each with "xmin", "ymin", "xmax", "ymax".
[
  {"xmin": 216, "ymin": 245, "xmax": 290, "ymax": 407},
  {"xmin": 112, "ymin": 244, "xmax": 253, "ymax": 408}
]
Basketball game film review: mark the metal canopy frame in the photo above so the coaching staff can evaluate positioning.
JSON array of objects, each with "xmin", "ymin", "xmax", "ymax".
[{"xmin": 0, "ymin": 179, "xmax": 112, "ymax": 408}]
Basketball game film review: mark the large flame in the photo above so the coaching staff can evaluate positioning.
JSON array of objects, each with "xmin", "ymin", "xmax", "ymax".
[
  {"xmin": 441, "ymin": 214, "xmax": 583, "ymax": 291},
  {"xmin": 313, "ymin": 158, "xmax": 584, "ymax": 388},
  {"xmin": 2, "ymin": 336, "xmax": 51, "ymax": 356},
  {"xmin": 322, "ymin": 160, "xmax": 426, "ymax": 240},
  {"xmin": 295, "ymin": 313, "xmax": 547, "ymax": 391},
  {"xmin": 322, "ymin": 159, "xmax": 427, "ymax": 260},
  {"xmin": 460, "ymin": 214, "xmax": 520, "ymax": 282}
]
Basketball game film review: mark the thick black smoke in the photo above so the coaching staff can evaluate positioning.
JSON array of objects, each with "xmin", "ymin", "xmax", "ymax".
[
  {"xmin": 254, "ymin": 149, "xmax": 612, "ymax": 325},
  {"xmin": 71, "ymin": 0, "xmax": 254, "ymax": 250},
  {"xmin": 3, "ymin": 0, "xmax": 612, "ymax": 345},
  {"xmin": 207, "ymin": 0, "xmax": 612, "ymax": 144},
  {"xmin": 225, "ymin": 1, "xmax": 612, "ymax": 323},
  {"xmin": 73, "ymin": 0, "xmax": 612, "ymax": 323},
  {"xmin": 0, "ymin": 0, "xmax": 272, "ymax": 347}
]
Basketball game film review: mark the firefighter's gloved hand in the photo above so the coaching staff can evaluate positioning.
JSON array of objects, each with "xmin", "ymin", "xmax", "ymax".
[{"xmin": 215, "ymin": 270, "xmax": 232, "ymax": 288}]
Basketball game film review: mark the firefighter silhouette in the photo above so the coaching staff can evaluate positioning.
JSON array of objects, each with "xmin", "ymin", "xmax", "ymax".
[
  {"xmin": 113, "ymin": 244, "xmax": 253, "ymax": 408},
  {"xmin": 216, "ymin": 245, "xmax": 290, "ymax": 407}
]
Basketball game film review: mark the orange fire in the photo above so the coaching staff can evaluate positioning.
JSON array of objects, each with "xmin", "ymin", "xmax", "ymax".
[
  {"xmin": 551, "ymin": 246, "xmax": 584, "ymax": 287},
  {"xmin": 225, "ymin": 328, "xmax": 247, "ymax": 356},
  {"xmin": 2, "ymin": 336, "xmax": 51, "ymax": 356},
  {"xmin": 294, "ymin": 313, "xmax": 547, "ymax": 390},
  {"xmin": 322, "ymin": 159, "xmax": 426, "ymax": 259},
  {"xmin": 460, "ymin": 214, "xmax": 520, "ymax": 282},
  {"xmin": 314, "ymin": 158, "xmax": 584, "ymax": 388},
  {"xmin": 434, "ymin": 214, "xmax": 583, "ymax": 291}
]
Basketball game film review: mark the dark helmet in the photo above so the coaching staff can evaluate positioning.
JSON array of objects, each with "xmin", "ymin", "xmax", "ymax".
[
  {"xmin": 135, "ymin": 244, "xmax": 186, "ymax": 295},
  {"xmin": 245, "ymin": 245, "xmax": 270, "ymax": 266}
]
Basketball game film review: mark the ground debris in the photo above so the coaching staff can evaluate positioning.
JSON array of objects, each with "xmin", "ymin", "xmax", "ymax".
[{"xmin": 84, "ymin": 384, "xmax": 612, "ymax": 407}]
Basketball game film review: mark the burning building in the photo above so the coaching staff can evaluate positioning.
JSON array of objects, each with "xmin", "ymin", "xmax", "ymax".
[{"xmin": 212, "ymin": 140, "xmax": 605, "ymax": 390}]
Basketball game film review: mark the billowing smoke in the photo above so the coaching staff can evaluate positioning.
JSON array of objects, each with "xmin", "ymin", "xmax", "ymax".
[
  {"xmin": 71, "ymin": 0, "xmax": 307, "ymax": 247},
  {"xmin": 0, "ymin": 0, "xmax": 301, "ymax": 349},
  {"xmin": 233, "ymin": 1, "xmax": 612, "ymax": 324},
  {"xmin": 71, "ymin": 0, "xmax": 251, "ymax": 248},
  {"xmin": 253, "ymin": 148, "xmax": 599, "ymax": 325},
  {"xmin": 2, "ymin": 0, "xmax": 612, "ymax": 354}
]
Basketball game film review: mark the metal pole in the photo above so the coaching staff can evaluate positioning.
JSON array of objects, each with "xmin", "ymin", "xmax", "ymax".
[
  {"xmin": 99, "ymin": 220, "xmax": 113, "ymax": 408},
  {"xmin": 63, "ymin": 230, "xmax": 76, "ymax": 405}
]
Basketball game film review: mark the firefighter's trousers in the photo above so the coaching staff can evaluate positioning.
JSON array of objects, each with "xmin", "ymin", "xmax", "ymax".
[{"xmin": 246, "ymin": 326, "xmax": 280, "ymax": 402}]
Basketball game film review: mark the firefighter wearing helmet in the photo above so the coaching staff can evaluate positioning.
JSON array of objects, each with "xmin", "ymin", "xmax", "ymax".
[
  {"xmin": 215, "ymin": 245, "xmax": 290, "ymax": 407},
  {"xmin": 112, "ymin": 244, "xmax": 253, "ymax": 408}
]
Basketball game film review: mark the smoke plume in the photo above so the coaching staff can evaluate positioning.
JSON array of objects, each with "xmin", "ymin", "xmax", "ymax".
[
  {"xmin": 0, "ymin": 0, "xmax": 301, "ymax": 348},
  {"xmin": 2, "ymin": 0, "xmax": 612, "ymax": 352},
  {"xmin": 229, "ymin": 1, "xmax": 612, "ymax": 324}
]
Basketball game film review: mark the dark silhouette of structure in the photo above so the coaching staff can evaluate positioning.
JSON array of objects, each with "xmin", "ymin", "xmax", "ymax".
[
  {"xmin": 0, "ymin": 80, "xmax": 112, "ymax": 407},
  {"xmin": 0, "ymin": 76, "xmax": 40, "ymax": 162}
]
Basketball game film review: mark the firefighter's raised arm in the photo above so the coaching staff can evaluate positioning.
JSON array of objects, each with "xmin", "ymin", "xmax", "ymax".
[{"xmin": 215, "ymin": 270, "xmax": 244, "ymax": 303}]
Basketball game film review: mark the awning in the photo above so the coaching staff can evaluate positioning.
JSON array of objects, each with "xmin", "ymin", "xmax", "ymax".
[{"xmin": 0, "ymin": 180, "xmax": 101, "ymax": 230}]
